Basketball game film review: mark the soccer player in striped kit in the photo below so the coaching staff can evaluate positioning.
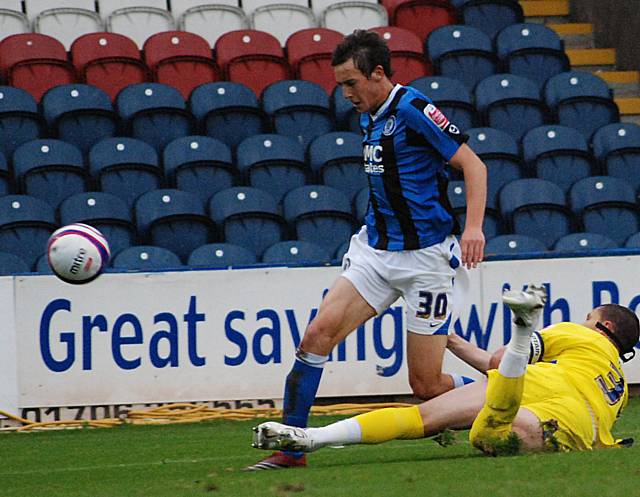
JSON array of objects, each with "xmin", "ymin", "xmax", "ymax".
[{"xmin": 247, "ymin": 29, "xmax": 488, "ymax": 470}]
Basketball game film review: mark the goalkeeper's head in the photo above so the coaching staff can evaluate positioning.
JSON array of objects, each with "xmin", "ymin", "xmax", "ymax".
[{"xmin": 594, "ymin": 304, "xmax": 639, "ymax": 361}]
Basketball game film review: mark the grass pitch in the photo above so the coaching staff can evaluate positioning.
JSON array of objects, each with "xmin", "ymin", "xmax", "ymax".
[{"xmin": 2, "ymin": 397, "xmax": 640, "ymax": 497}]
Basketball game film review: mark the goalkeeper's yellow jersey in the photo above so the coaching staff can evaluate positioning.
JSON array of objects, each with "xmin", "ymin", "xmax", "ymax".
[{"xmin": 530, "ymin": 322, "xmax": 627, "ymax": 447}]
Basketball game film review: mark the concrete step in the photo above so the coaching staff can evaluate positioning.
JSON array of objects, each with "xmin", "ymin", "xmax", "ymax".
[
  {"xmin": 565, "ymin": 48, "xmax": 617, "ymax": 72},
  {"xmin": 521, "ymin": 0, "xmax": 569, "ymax": 23},
  {"xmin": 615, "ymin": 97, "xmax": 640, "ymax": 123},
  {"xmin": 548, "ymin": 22, "xmax": 595, "ymax": 49},
  {"xmin": 597, "ymin": 71, "xmax": 640, "ymax": 98}
]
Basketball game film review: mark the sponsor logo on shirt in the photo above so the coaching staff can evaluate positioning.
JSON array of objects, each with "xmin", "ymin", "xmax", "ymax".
[{"xmin": 424, "ymin": 103, "xmax": 449, "ymax": 131}]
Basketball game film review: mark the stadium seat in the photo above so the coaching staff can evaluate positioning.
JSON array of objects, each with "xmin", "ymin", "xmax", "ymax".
[
  {"xmin": 261, "ymin": 79, "xmax": 333, "ymax": 148},
  {"xmin": 569, "ymin": 176, "xmax": 639, "ymax": 246},
  {"xmin": 105, "ymin": 2, "xmax": 175, "ymax": 49},
  {"xmin": 354, "ymin": 186, "xmax": 368, "ymax": 223},
  {"xmin": 554, "ymin": 232, "xmax": 618, "ymax": 252},
  {"xmin": 484, "ymin": 234, "xmax": 546, "ymax": 256},
  {"xmin": 59, "ymin": 191, "xmax": 135, "ymax": 256},
  {"xmin": 0, "ymin": 194, "xmax": 57, "ymax": 269},
  {"xmin": 89, "ymin": 137, "xmax": 162, "ymax": 208},
  {"xmin": 0, "ymin": 250, "xmax": 30, "ymax": 275},
  {"xmin": 592, "ymin": 123, "xmax": 640, "ymax": 194},
  {"xmin": 0, "ymin": 151, "xmax": 10, "ymax": 197},
  {"xmin": 13, "ymin": 139, "xmax": 86, "ymax": 209},
  {"xmin": 426, "ymin": 25, "xmax": 496, "ymax": 92},
  {"xmin": 334, "ymin": 239, "xmax": 350, "ymax": 260},
  {"xmin": 381, "ymin": 0, "xmax": 457, "ymax": 42},
  {"xmin": 189, "ymin": 82, "xmax": 266, "ymax": 150},
  {"xmin": 522, "ymin": 125, "xmax": 593, "ymax": 193},
  {"xmin": 188, "ymin": 242, "xmax": 258, "ymax": 268},
  {"xmin": 177, "ymin": 4, "xmax": 249, "ymax": 47},
  {"xmin": 143, "ymin": 31, "xmax": 219, "ymax": 100},
  {"xmin": 332, "ymin": 85, "xmax": 361, "ymax": 133},
  {"xmin": 163, "ymin": 135, "xmax": 235, "ymax": 202},
  {"xmin": 135, "ymin": 188, "xmax": 215, "ymax": 261},
  {"xmin": 215, "ymin": 30, "xmax": 290, "ymax": 97},
  {"xmin": 170, "ymin": 0, "xmax": 241, "ymax": 21},
  {"xmin": 0, "ymin": 86, "xmax": 43, "ymax": 158},
  {"xmin": 41, "ymin": 84, "xmax": 118, "ymax": 155},
  {"xmin": 116, "ymin": 83, "xmax": 194, "ymax": 153},
  {"xmin": 286, "ymin": 28, "xmax": 343, "ymax": 94},
  {"xmin": 262, "ymin": 240, "xmax": 332, "ymax": 265},
  {"xmin": 320, "ymin": 1, "xmax": 388, "ymax": 35},
  {"xmin": 243, "ymin": 0, "xmax": 308, "ymax": 14},
  {"xmin": 71, "ymin": 32, "xmax": 150, "ymax": 102},
  {"xmin": 370, "ymin": 27, "xmax": 431, "ymax": 84},
  {"xmin": 465, "ymin": 127, "xmax": 523, "ymax": 213},
  {"xmin": 447, "ymin": 180, "xmax": 500, "ymax": 238},
  {"xmin": 451, "ymin": 0, "xmax": 524, "ymax": 40},
  {"xmin": 475, "ymin": 74, "xmax": 546, "ymax": 141},
  {"xmin": 28, "ymin": 0, "xmax": 103, "ymax": 50},
  {"xmin": 308, "ymin": 131, "xmax": 365, "ymax": 201},
  {"xmin": 283, "ymin": 185, "xmax": 355, "ymax": 254},
  {"xmin": 0, "ymin": 33, "xmax": 76, "ymax": 102},
  {"xmin": 409, "ymin": 76, "xmax": 478, "ymax": 131},
  {"xmin": 209, "ymin": 186, "xmax": 286, "ymax": 258},
  {"xmin": 250, "ymin": 4, "xmax": 317, "ymax": 47},
  {"xmin": 545, "ymin": 71, "xmax": 619, "ymax": 140},
  {"xmin": 495, "ymin": 23, "xmax": 570, "ymax": 90},
  {"xmin": 0, "ymin": 4, "xmax": 29, "ymax": 38},
  {"xmin": 111, "ymin": 245, "xmax": 183, "ymax": 270},
  {"xmin": 625, "ymin": 232, "xmax": 640, "ymax": 249},
  {"xmin": 499, "ymin": 178, "xmax": 573, "ymax": 248},
  {"xmin": 236, "ymin": 134, "xmax": 308, "ymax": 202}
]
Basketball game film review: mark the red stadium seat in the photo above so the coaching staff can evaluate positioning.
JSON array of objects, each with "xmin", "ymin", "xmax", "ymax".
[
  {"xmin": 285, "ymin": 28, "xmax": 343, "ymax": 94},
  {"xmin": 71, "ymin": 32, "xmax": 149, "ymax": 101},
  {"xmin": 144, "ymin": 31, "xmax": 220, "ymax": 99},
  {"xmin": 0, "ymin": 33, "xmax": 76, "ymax": 102},
  {"xmin": 370, "ymin": 26, "xmax": 431, "ymax": 84},
  {"xmin": 381, "ymin": 0, "xmax": 458, "ymax": 42},
  {"xmin": 215, "ymin": 30, "xmax": 290, "ymax": 97}
]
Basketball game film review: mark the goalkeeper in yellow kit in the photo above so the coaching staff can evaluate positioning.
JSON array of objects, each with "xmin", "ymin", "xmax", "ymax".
[{"xmin": 252, "ymin": 286, "xmax": 639, "ymax": 457}]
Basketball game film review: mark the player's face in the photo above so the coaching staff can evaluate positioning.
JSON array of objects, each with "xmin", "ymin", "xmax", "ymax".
[{"xmin": 334, "ymin": 58, "xmax": 384, "ymax": 114}]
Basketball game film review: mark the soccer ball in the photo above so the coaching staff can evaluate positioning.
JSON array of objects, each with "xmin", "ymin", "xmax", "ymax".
[{"xmin": 47, "ymin": 223, "xmax": 110, "ymax": 284}]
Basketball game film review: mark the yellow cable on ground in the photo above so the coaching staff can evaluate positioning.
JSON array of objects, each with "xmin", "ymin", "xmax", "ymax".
[{"xmin": 0, "ymin": 402, "xmax": 415, "ymax": 432}]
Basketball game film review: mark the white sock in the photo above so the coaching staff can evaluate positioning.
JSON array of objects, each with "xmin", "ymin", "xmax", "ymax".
[
  {"xmin": 306, "ymin": 418, "xmax": 362, "ymax": 449},
  {"xmin": 509, "ymin": 323, "xmax": 532, "ymax": 355},
  {"xmin": 498, "ymin": 348, "xmax": 528, "ymax": 378}
]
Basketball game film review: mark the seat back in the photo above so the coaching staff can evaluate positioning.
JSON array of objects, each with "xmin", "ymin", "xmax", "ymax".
[
  {"xmin": 32, "ymin": 2, "xmax": 103, "ymax": 50},
  {"xmin": 250, "ymin": 4, "xmax": 317, "ymax": 47},
  {"xmin": 0, "ymin": 8, "xmax": 29, "ymax": 39},
  {"xmin": 0, "ymin": 251, "xmax": 30, "ymax": 275},
  {"xmin": 112, "ymin": 245, "xmax": 183, "ymax": 270},
  {"xmin": 262, "ymin": 240, "xmax": 332, "ymax": 265},
  {"xmin": 188, "ymin": 242, "xmax": 257, "ymax": 268},
  {"xmin": 321, "ymin": 2, "xmax": 388, "ymax": 35},
  {"xmin": 410, "ymin": 76, "xmax": 477, "ymax": 129},
  {"xmin": 554, "ymin": 232, "xmax": 618, "ymax": 252},
  {"xmin": 485, "ymin": 234, "xmax": 546, "ymax": 256},
  {"xmin": 179, "ymin": 4, "xmax": 248, "ymax": 47},
  {"xmin": 106, "ymin": 5, "xmax": 175, "ymax": 49},
  {"xmin": 0, "ymin": 86, "xmax": 43, "ymax": 157},
  {"xmin": 454, "ymin": 0, "xmax": 524, "ymax": 40},
  {"xmin": 592, "ymin": 123, "xmax": 640, "ymax": 193},
  {"xmin": 370, "ymin": 27, "xmax": 431, "ymax": 84},
  {"xmin": 381, "ymin": 0, "xmax": 458, "ymax": 41},
  {"xmin": 332, "ymin": 85, "xmax": 361, "ymax": 132},
  {"xmin": 286, "ymin": 28, "xmax": 343, "ymax": 93}
]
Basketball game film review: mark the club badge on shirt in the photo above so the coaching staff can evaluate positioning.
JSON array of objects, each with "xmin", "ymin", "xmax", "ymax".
[{"xmin": 383, "ymin": 115, "xmax": 397, "ymax": 136}]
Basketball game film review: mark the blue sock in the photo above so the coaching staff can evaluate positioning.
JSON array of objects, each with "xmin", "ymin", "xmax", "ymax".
[
  {"xmin": 282, "ymin": 349, "xmax": 327, "ymax": 457},
  {"xmin": 451, "ymin": 374, "xmax": 475, "ymax": 389}
]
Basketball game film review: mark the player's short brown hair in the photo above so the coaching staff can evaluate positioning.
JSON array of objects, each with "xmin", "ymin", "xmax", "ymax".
[
  {"xmin": 331, "ymin": 29, "xmax": 393, "ymax": 78},
  {"xmin": 599, "ymin": 304, "xmax": 640, "ymax": 354}
]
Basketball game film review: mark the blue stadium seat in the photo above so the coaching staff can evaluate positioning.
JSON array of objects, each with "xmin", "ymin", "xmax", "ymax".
[
  {"xmin": 209, "ymin": 186, "xmax": 286, "ymax": 258},
  {"xmin": 484, "ymin": 234, "xmax": 546, "ymax": 255},
  {"xmin": 236, "ymin": 134, "xmax": 307, "ymax": 202},
  {"xmin": 135, "ymin": 189, "xmax": 215, "ymax": 262},
  {"xmin": 13, "ymin": 139, "xmax": 86, "ymax": 209},
  {"xmin": 592, "ymin": 123, "xmax": 640, "ymax": 193},
  {"xmin": 0, "ymin": 250, "xmax": 30, "ymax": 275},
  {"xmin": 262, "ymin": 80, "xmax": 334, "ymax": 148},
  {"xmin": 262, "ymin": 240, "xmax": 332, "ymax": 265},
  {"xmin": 188, "ymin": 243, "xmax": 258, "ymax": 269},
  {"xmin": 544, "ymin": 71, "xmax": 619, "ymax": 140},
  {"xmin": 111, "ymin": 245, "xmax": 183, "ymax": 270},
  {"xmin": 522, "ymin": 125, "xmax": 593, "ymax": 193},
  {"xmin": 41, "ymin": 84, "xmax": 118, "ymax": 155},
  {"xmin": 308, "ymin": 132, "xmax": 365, "ymax": 202},
  {"xmin": 447, "ymin": 180, "xmax": 500, "ymax": 238},
  {"xmin": 35, "ymin": 253, "xmax": 53, "ymax": 274},
  {"xmin": 569, "ymin": 176, "xmax": 639, "ymax": 246},
  {"xmin": 0, "ymin": 86, "xmax": 43, "ymax": 158},
  {"xmin": 451, "ymin": 0, "xmax": 524, "ymax": 40},
  {"xmin": 0, "ymin": 150, "xmax": 10, "ymax": 196},
  {"xmin": 475, "ymin": 74, "xmax": 546, "ymax": 141},
  {"xmin": 283, "ymin": 185, "xmax": 355, "ymax": 255},
  {"xmin": 117, "ymin": 83, "xmax": 194, "ymax": 153},
  {"xmin": 409, "ymin": 76, "xmax": 478, "ymax": 131},
  {"xmin": 354, "ymin": 187, "xmax": 369, "ymax": 224},
  {"xmin": 466, "ymin": 127, "xmax": 523, "ymax": 213},
  {"xmin": 335, "ymin": 239, "xmax": 350, "ymax": 261},
  {"xmin": 332, "ymin": 85, "xmax": 360, "ymax": 133},
  {"xmin": 163, "ymin": 136, "xmax": 235, "ymax": 203},
  {"xmin": 495, "ymin": 23, "xmax": 570, "ymax": 90},
  {"xmin": 59, "ymin": 192, "xmax": 135, "ymax": 256},
  {"xmin": 189, "ymin": 82, "xmax": 266, "ymax": 151},
  {"xmin": 89, "ymin": 137, "xmax": 162, "ymax": 208},
  {"xmin": 0, "ymin": 194, "xmax": 57, "ymax": 269},
  {"xmin": 625, "ymin": 232, "xmax": 640, "ymax": 249},
  {"xmin": 426, "ymin": 25, "xmax": 497, "ymax": 92},
  {"xmin": 554, "ymin": 232, "xmax": 618, "ymax": 252},
  {"xmin": 499, "ymin": 178, "xmax": 572, "ymax": 248}
]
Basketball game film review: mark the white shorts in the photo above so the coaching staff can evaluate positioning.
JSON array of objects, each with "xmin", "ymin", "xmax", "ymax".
[{"xmin": 341, "ymin": 226, "xmax": 469, "ymax": 335}]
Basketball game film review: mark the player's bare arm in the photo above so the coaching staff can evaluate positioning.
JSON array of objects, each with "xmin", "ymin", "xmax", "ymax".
[
  {"xmin": 446, "ymin": 333, "xmax": 493, "ymax": 374},
  {"xmin": 449, "ymin": 143, "xmax": 487, "ymax": 269}
]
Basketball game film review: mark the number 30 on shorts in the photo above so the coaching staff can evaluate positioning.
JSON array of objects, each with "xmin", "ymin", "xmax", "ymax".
[{"xmin": 416, "ymin": 291, "xmax": 448, "ymax": 320}]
